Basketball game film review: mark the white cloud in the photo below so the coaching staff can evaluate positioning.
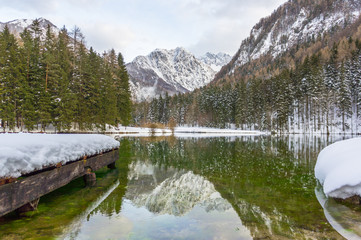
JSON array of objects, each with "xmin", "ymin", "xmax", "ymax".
[
  {"xmin": 83, "ymin": 23, "xmax": 135, "ymax": 54},
  {"xmin": 0, "ymin": 0, "xmax": 288, "ymax": 62}
]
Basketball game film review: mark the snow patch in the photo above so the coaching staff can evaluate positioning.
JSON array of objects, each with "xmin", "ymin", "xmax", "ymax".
[{"xmin": 315, "ymin": 137, "xmax": 361, "ymax": 199}]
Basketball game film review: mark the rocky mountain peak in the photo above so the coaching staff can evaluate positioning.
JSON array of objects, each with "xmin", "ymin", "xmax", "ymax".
[{"xmin": 127, "ymin": 47, "xmax": 222, "ymax": 102}]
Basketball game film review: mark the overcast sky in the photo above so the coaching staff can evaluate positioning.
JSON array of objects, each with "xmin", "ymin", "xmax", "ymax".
[{"xmin": 0, "ymin": 0, "xmax": 287, "ymax": 62}]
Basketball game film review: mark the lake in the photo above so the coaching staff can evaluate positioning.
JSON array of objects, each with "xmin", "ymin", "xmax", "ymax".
[{"xmin": 1, "ymin": 135, "xmax": 360, "ymax": 239}]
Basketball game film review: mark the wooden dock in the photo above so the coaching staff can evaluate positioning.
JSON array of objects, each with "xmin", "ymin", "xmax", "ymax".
[{"xmin": 0, "ymin": 149, "xmax": 119, "ymax": 217}]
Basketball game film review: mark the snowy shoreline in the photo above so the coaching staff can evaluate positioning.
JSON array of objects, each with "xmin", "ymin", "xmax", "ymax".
[
  {"xmin": 0, "ymin": 125, "xmax": 267, "ymax": 136},
  {"xmin": 2, "ymin": 124, "xmax": 360, "ymax": 136}
]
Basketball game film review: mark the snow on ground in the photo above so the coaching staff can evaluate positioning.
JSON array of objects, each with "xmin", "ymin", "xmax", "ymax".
[
  {"xmin": 315, "ymin": 137, "xmax": 361, "ymax": 199},
  {"xmin": 111, "ymin": 126, "xmax": 266, "ymax": 138},
  {"xmin": 0, "ymin": 134, "xmax": 119, "ymax": 178}
]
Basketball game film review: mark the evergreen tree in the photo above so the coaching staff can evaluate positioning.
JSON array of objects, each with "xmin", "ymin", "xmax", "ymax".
[
  {"xmin": 39, "ymin": 24, "xmax": 57, "ymax": 131},
  {"xmin": 337, "ymin": 62, "xmax": 352, "ymax": 131},
  {"xmin": 56, "ymin": 26, "xmax": 74, "ymax": 130},
  {"xmin": 20, "ymin": 28, "xmax": 38, "ymax": 130},
  {"xmin": 116, "ymin": 53, "xmax": 132, "ymax": 126},
  {"xmin": 235, "ymin": 81, "xmax": 248, "ymax": 129},
  {"xmin": 0, "ymin": 25, "xmax": 22, "ymax": 130}
]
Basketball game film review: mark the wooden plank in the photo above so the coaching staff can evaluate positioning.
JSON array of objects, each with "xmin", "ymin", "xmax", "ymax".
[{"xmin": 0, "ymin": 149, "xmax": 119, "ymax": 217}]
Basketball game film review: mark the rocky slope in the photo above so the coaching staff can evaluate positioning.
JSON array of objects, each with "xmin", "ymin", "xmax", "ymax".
[
  {"xmin": 198, "ymin": 52, "xmax": 231, "ymax": 72},
  {"xmin": 126, "ymin": 48, "xmax": 227, "ymax": 102},
  {"xmin": 216, "ymin": 0, "xmax": 361, "ymax": 81}
]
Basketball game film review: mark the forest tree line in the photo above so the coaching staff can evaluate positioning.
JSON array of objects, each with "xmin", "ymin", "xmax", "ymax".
[
  {"xmin": 133, "ymin": 37, "xmax": 361, "ymax": 134},
  {"xmin": 0, "ymin": 19, "xmax": 132, "ymax": 132}
]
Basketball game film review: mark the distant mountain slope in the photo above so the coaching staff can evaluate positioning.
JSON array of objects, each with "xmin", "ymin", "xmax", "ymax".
[
  {"xmin": 0, "ymin": 18, "xmax": 58, "ymax": 37},
  {"xmin": 198, "ymin": 52, "xmax": 231, "ymax": 72},
  {"xmin": 126, "ymin": 47, "xmax": 217, "ymax": 102},
  {"xmin": 215, "ymin": 0, "xmax": 361, "ymax": 82}
]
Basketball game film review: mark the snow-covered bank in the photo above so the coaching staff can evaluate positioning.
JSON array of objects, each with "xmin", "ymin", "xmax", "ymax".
[
  {"xmin": 112, "ymin": 126, "xmax": 266, "ymax": 137},
  {"xmin": 0, "ymin": 134, "xmax": 119, "ymax": 178},
  {"xmin": 0, "ymin": 124, "xmax": 266, "ymax": 136},
  {"xmin": 315, "ymin": 137, "xmax": 361, "ymax": 199}
]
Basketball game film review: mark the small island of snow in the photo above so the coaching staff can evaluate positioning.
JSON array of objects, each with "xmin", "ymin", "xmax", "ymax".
[
  {"xmin": 315, "ymin": 137, "xmax": 361, "ymax": 199},
  {"xmin": 0, "ymin": 134, "xmax": 120, "ymax": 179}
]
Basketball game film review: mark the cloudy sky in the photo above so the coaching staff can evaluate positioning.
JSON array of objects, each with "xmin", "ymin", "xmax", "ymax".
[{"xmin": 0, "ymin": 0, "xmax": 287, "ymax": 62}]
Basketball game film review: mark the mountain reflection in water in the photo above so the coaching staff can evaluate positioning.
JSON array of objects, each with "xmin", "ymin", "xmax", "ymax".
[
  {"xmin": 127, "ymin": 162, "xmax": 232, "ymax": 216},
  {"xmin": 68, "ymin": 158, "xmax": 252, "ymax": 240}
]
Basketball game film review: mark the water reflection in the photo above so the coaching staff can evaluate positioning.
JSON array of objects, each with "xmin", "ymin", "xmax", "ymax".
[
  {"xmin": 67, "ymin": 160, "xmax": 252, "ymax": 240},
  {"xmin": 315, "ymin": 186, "xmax": 361, "ymax": 240},
  {"xmin": 127, "ymin": 162, "xmax": 232, "ymax": 216},
  {"xmin": 61, "ymin": 181, "xmax": 120, "ymax": 240},
  {"xmin": 0, "ymin": 135, "xmax": 358, "ymax": 239},
  {"xmin": 125, "ymin": 136, "xmax": 347, "ymax": 239}
]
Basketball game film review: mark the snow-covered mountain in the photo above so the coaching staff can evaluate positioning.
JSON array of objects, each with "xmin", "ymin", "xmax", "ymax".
[
  {"xmin": 217, "ymin": 0, "xmax": 361, "ymax": 79},
  {"xmin": 126, "ymin": 47, "xmax": 218, "ymax": 102},
  {"xmin": 0, "ymin": 18, "xmax": 59, "ymax": 38},
  {"xmin": 198, "ymin": 52, "xmax": 231, "ymax": 72}
]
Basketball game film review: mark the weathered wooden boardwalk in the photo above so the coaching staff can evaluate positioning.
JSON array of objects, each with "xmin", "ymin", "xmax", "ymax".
[{"xmin": 0, "ymin": 149, "xmax": 119, "ymax": 217}]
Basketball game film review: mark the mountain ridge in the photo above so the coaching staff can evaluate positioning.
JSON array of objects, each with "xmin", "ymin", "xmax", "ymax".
[
  {"xmin": 215, "ymin": 0, "xmax": 361, "ymax": 83},
  {"xmin": 0, "ymin": 18, "xmax": 59, "ymax": 38},
  {"xmin": 126, "ymin": 47, "xmax": 230, "ymax": 102}
]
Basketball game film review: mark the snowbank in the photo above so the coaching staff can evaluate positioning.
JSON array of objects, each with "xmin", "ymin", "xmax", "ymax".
[
  {"xmin": 315, "ymin": 137, "xmax": 361, "ymax": 199},
  {"xmin": 0, "ymin": 134, "xmax": 120, "ymax": 178},
  {"xmin": 112, "ymin": 126, "xmax": 266, "ymax": 138}
]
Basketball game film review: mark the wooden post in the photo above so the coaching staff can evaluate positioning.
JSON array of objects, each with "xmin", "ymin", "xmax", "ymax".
[
  {"xmin": 16, "ymin": 198, "xmax": 40, "ymax": 215},
  {"xmin": 107, "ymin": 162, "xmax": 116, "ymax": 169},
  {"xmin": 83, "ymin": 168, "xmax": 96, "ymax": 187}
]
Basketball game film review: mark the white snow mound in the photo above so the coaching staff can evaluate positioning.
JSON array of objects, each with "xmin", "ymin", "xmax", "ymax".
[
  {"xmin": 315, "ymin": 138, "xmax": 361, "ymax": 199},
  {"xmin": 0, "ymin": 134, "xmax": 120, "ymax": 178}
]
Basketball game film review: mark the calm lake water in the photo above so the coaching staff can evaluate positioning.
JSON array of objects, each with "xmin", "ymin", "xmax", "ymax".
[{"xmin": 1, "ymin": 135, "xmax": 361, "ymax": 239}]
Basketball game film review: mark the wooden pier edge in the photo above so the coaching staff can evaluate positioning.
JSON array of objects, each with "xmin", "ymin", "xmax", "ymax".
[{"xmin": 0, "ymin": 148, "xmax": 119, "ymax": 217}]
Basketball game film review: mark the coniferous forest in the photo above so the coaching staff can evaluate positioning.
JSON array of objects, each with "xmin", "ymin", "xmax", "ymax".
[
  {"xmin": 3, "ymin": 19, "xmax": 361, "ymax": 134},
  {"xmin": 133, "ymin": 36, "xmax": 361, "ymax": 134},
  {"xmin": 0, "ymin": 19, "xmax": 132, "ymax": 132}
]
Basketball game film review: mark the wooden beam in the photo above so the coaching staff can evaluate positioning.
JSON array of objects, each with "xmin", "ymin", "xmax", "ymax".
[{"xmin": 0, "ymin": 149, "xmax": 119, "ymax": 217}]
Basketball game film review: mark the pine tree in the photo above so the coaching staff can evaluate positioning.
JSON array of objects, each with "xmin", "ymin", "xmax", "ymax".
[
  {"xmin": 116, "ymin": 53, "xmax": 132, "ymax": 126},
  {"xmin": 39, "ymin": 24, "xmax": 57, "ymax": 131},
  {"xmin": 101, "ymin": 50, "xmax": 118, "ymax": 128},
  {"xmin": 56, "ymin": 26, "xmax": 74, "ymax": 131},
  {"xmin": 337, "ymin": 61, "xmax": 352, "ymax": 131},
  {"xmin": 235, "ymin": 81, "xmax": 248, "ymax": 129},
  {"xmin": 0, "ymin": 25, "xmax": 22, "ymax": 130},
  {"xmin": 20, "ymin": 28, "xmax": 38, "ymax": 130}
]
